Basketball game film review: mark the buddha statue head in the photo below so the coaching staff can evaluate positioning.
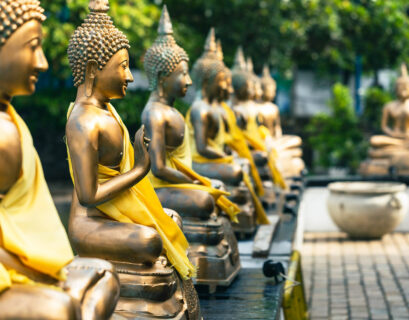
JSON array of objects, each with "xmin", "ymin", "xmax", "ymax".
[
  {"xmin": 260, "ymin": 64, "xmax": 276, "ymax": 102},
  {"xmin": 231, "ymin": 46, "xmax": 254, "ymax": 101},
  {"xmin": 144, "ymin": 5, "xmax": 191, "ymax": 101},
  {"xmin": 0, "ymin": 0, "xmax": 48, "ymax": 101},
  {"xmin": 191, "ymin": 28, "xmax": 227, "ymax": 101},
  {"xmin": 246, "ymin": 57, "xmax": 262, "ymax": 101},
  {"xmin": 67, "ymin": 0, "xmax": 133, "ymax": 100},
  {"xmin": 396, "ymin": 63, "xmax": 409, "ymax": 101},
  {"xmin": 215, "ymin": 39, "xmax": 233, "ymax": 102}
]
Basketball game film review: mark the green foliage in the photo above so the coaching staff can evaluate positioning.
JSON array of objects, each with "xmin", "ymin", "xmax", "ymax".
[
  {"xmin": 165, "ymin": 0, "xmax": 409, "ymax": 76},
  {"xmin": 41, "ymin": 0, "xmax": 160, "ymax": 82},
  {"xmin": 362, "ymin": 87, "xmax": 393, "ymax": 132},
  {"xmin": 307, "ymin": 83, "xmax": 367, "ymax": 171}
]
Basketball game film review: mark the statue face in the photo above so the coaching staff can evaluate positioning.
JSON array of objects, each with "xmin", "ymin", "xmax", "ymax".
[
  {"xmin": 94, "ymin": 48, "xmax": 134, "ymax": 99},
  {"xmin": 262, "ymin": 83, "xmax": 276, "ymax": 102},
  {"xmin": 396, "ymin": 80, "xmax": 409, "ymax": 100},
  {"xmin": 253, "ymin": 80, "xmax": 263, "ymax": 101},
  {"xmin": 0, "ymin": 20, "xmax": 48, "ymax": 98},
  {"xmin": 246, "ymin": 79, "xmax": 255, "ymax": 100},
  {"xmin": 160, "ymin": 60, "xmax": 192, "ymax": 99},
  {"xmin": 207, "ymin": 70, "xmax": 227, "ymax": 100},
  {"xmin": 220, "ymin": 73, "xmax": 233, "ymax": 101}
]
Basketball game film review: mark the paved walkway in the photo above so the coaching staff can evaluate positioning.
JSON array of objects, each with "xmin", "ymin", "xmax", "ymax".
[{"xmin": 302, "ymin": 232, "xmax": 409, "ymax": 320}]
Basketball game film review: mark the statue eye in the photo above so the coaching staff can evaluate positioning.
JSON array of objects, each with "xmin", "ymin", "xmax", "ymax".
[{"xmin": 29, "ymin": 38, "xmax": 40, "ymax": 50}]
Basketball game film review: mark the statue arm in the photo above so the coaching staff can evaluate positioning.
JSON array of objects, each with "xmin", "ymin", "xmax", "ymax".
[
  {"xmin": 274, "ymin": 109, "xmax": 283, "ymax": 138},
  {"xmin": 146, "ymin": 112, "xmax": 194, "ymax": 184},
  {"xmin": 234, "ymin": 108, "xmax": 246, "ymax": 129},
  {"xmin": 191, "ymin": 108, "xmax": 225, "ymax": 159},
  {"xmin": 0, "ymin": 247, "xmax": 56, "ymax": 284},
  {"xmin": 381, "ymin": 105, "xmax": 405, "ymax": 138},
  {"xmin": 67, "ymin": 119, "xmax": 150, "ymax": 207}
]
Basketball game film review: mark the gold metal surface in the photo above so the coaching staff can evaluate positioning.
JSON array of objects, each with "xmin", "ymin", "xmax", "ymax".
[
  {"xmin": 361, "ymin": 63, "xmax": 409, "ymax": 176},
  {"xmin": 141, "ymin": 7, "xmax": 240, "ymax": 289},
  {"xmin": 0, "ymin": 1, "xmax": 119, "ymax": 318},
  {"xmin": 188, "ymin": 29, "xmax": 256, "ymax": 235},
  {"xmin": 66, "ymin": 2, "xmax": 200, "ymax": 318},
  {"xmin": 257, "ymin": 64, "xmax": 305, "ymax": 177}
]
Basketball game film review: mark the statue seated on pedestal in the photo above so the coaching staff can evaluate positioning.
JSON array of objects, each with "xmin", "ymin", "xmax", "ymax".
[
  {"xmin": 187, "ymin": 30, "xmax": 269, "ymax": 235},
  {"xmin": 231, "ymin": 49, "xmax": 287, "ymax": 209},
  {"xmin": 0, "ymin": 1, "xmax": 119, "ymax": 319},
  {"xmin": 141, "ymin": 7, "xmax": 241, "ymax": 290},
  {"xmin": 65, "ymin": 2, "xmax": 200, "ymax": 319},
  {"xmin": 257, "ymin": 65, "xmax": 305, "ymax": 178},
  {"xmin": 360, "ymin": 64, "xmax": 409, "ymax": 176}
]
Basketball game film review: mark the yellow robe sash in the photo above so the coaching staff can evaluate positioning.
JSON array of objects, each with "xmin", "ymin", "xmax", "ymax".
[
  {"xmin": 185, "ymin": 106, "xmax": 269, "ymax": 224},
  {"xmin": 244, "ymin": 109, "xmax": 287, "ymax": 190},
  {"xmin": 148, "ymin": 115, "xmax": 240, "ymax": 223},
  {"xmin": 0, "ymin": 105, "xmax": 73, "ymax": 292},
  {"xmin": 219, "ymin": 102, "xmax": 264, "ymax": 196},
  {"xmin": 66, "ymin": 103, "xmax": 195, "ymax": 279}
]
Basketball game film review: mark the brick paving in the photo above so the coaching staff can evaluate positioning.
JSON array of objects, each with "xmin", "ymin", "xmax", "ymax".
[{"xmin": 302, "ymin": 232, "xmax": 409, "ymax": 320}]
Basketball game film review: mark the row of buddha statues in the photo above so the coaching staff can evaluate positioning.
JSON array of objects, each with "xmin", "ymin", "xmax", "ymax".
[{"xmin": 0, "ymin": 0, "xmax": 304, "ymax": 319}]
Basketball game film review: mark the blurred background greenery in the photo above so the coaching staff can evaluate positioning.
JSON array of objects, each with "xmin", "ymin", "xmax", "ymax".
[{"xmin": 17, "ymin": 0, "xmax": 409, "ymax": 179}]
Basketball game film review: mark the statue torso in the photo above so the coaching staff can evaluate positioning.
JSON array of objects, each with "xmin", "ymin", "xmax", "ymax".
[
  {"xmin": 0, "ymin": 111, "xmax": 22, "ymax": 196},
  {"xmin": 233, "ymin": 100, "xmax": 253, "ymax": 130},
  {"xmin": 190, "ymin": 99, "xmax": 220, "ymax": 140},
  {"xmin": 385, "ymin": 100, "xmax": 409, "ymax": 135},
  {"xmin": 142, "ymin": 102, "xmax": 185, "ymax": 151},
  {"xmin": 258, "ymin": 101, "xmax": 279, "ymax": 135},
  {"xmin": 67, "ymin": 103, "xmax": 124, "ymax": 168}
]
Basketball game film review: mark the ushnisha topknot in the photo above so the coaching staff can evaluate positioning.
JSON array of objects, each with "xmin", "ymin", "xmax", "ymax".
[
  {"xmin": 144, "ymin": 5, "xmax": 189, "ymax": 91},
  {"xmin": 0, "ymin": 0, "xmax": 46, "ymax": 47},
  {"xmin": 67, "ymin": 0, "xmax": 130, "ymax": 87},
  {"xmin": 191, "ymin": 28, "xmax": 226, "ymax": 91},
  {"xmin": 231, "ymin": 46, "xmax": 250, "ymax": 93},
  {"xmin": 260, "ymin": 64, "xmax": 276, "ymax": 89},
  {"xmin": 397, "ymin": 63, "xmax": 409, "ymax": 85}
]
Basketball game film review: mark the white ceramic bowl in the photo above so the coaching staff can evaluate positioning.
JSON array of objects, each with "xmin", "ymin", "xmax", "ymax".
[{"xmin": 327, "ymin": 182, "xmax": 408, "ymax": 239}]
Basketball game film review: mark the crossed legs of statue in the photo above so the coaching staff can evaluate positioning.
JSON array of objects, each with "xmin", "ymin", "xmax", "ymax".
[{"xmin": 0, "ymin": 257, "xmax": 119, "ymax": 320}]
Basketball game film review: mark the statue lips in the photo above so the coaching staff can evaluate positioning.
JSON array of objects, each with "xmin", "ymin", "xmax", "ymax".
[{"xmin": 29, "ymin": 74, "xmax": 39, "ymax": 84}]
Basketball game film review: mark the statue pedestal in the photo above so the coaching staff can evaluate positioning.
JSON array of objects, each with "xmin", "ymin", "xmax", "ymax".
[
  {"xmin": 184, "ymin": 216, "xmax": 241, "ymax": 289},
  {"xmin": 360, "ymin": 155, "xmax": 409, "ymax": 177},
  {"xmin": 113, "ymin": 260, "xmax": 201, "ymax": 319}
]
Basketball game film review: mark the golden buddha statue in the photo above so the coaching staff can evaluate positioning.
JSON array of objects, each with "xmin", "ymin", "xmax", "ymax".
[
  {"xmin": 257, "ymin": 64, "xmax": 305, "ymax": 177},
  {"xmin": 231, "ymin": 48, "xmax": 287, "ymax": 194},
  {"xmin": 187, "ymin": 31, "xmax": 269, "ymax": 235},
  {"xmin": 65, "ymin": 2, "xmax": 200, "ymax": 318},
  {"xmin": 0, "ymin": 1, "xmax": 120, "ymax": 319},
  {"xmin": 141, "ymin": 6, "xmax": 240, "ymax": 290},
  {"xmin": 360, "ymin": 64, "xmax": 409, "ymax": 176}
]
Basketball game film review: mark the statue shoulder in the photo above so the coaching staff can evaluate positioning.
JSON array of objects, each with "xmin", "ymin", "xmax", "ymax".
[
  {"xmin": 0, "ymin": 114, "xmax": 19, "ymax": 144},
  {"xmin": 190, "ymin": 99, "xmax": 210, "ymax": 113},
  {"xmin": 141, "ymin": 102, "xmax": 167, "ymax": 127},
  {"xmin": 190, "ymin": 99, "xmax": 210, "ymax": 119},
  {"xmin": 384, "ymin": 100, "xmax": 399, "ymax": 111},
  {"xmin": 66, "ymin": 104, "xmax": 104, "ymax": 141}
]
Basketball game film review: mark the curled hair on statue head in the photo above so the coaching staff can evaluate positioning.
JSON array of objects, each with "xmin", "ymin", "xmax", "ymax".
[
  {"xmin": 67, "ymin": 0, "xmax": 130, "ymax": 87},
  {"xmin": 0, "ymin": 0, "xmax": 46, "ymax": 47},
  {"xmin": 144, "ymin": 5, "xmax": 189, "ymax": 91}
]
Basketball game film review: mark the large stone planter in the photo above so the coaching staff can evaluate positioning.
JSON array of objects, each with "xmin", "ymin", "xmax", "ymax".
[{"xmin": 327, "ymin": 182, "xmax": 408, "ymax": 239}]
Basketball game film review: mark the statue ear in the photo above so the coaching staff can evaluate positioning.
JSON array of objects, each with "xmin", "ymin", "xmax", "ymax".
[
  {"xmin": 85, "ymin": 59, "xmax": 98, "ymax": 97},
  {"xmin": 157, "ymin": 72, "xmax": 164, "ymax": 97}
]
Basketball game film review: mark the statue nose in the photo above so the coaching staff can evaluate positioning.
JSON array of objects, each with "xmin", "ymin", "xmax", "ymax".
[{"xmin": 34, "ymin": 48, "xmax": 49, "ymax": 73}]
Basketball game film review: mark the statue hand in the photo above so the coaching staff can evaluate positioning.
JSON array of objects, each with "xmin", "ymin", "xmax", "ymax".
[{"xmin": 134, "ymin": 125, "xmax": 150, "ymax": 171}]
